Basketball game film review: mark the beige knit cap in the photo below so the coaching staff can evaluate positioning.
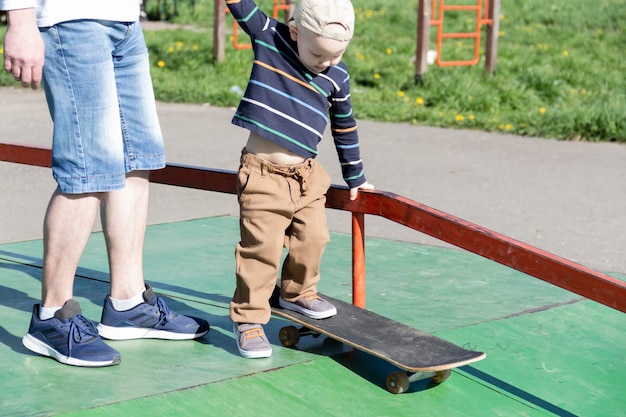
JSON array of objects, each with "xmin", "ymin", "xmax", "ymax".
[{"xmin": 292, "ymin": 0, "xmax": 355, "ymax": 41}]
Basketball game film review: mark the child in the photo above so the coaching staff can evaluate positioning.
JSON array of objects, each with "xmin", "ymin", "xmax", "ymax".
[{"xmin": 225, "ymin": 0, "xmax": 374, "ymax": 358}]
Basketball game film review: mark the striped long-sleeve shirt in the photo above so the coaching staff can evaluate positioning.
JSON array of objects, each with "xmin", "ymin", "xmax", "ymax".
[{"xmin": 226, "ymin": 0, "xmax": 366, "ymax": 188}]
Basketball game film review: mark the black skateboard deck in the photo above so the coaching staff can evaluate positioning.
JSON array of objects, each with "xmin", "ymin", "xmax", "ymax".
[{"xmin": 270, "ymin": 290, "xmax": 485, "ymax": 393}]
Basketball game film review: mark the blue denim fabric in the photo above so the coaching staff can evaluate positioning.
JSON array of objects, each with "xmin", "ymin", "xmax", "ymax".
[{"xmin": 40, "ymin": 20, "xmax": 165, "ymax": 193}]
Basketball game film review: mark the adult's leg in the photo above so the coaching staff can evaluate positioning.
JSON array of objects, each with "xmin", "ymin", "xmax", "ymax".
[
  {"xmin": 103, "ymin": 20, "xmax": 164, "ymax": 299},
  {"xmin": 41, "ymin": 171, "xmax": 150, "ymax": 306},
  {"xmin": 41, "ymin": 190, "xmax": 101, "ymax": 307},
  {"xmin": 101, "ymin": 170, "xmax": 150, "ymax": 300},
  {"xmin": 29, "ymin": 186, "xmax": 122, "ymax": 367},
  {"xmin": 38, "ymin": 21, "xmax": 124, "ymax": 307},
  {"xmin": 98, "ymin": 169, "xmax": 211, "ymax": 341}
]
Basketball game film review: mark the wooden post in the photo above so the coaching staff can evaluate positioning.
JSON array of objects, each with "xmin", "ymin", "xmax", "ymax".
[
  {"xmin": 484, "ymin": 0, "xmax": 500, "ymax": 75},
  {"xmin": 415, "ymin": 0, "xmax": 432, "ymax": 83},
  {"xmin": 284, "ymin": 0, "xmax": 295, "ymax": 23},
  {"xmin": 213, "ymin": 0, "xmax": 226, "ymax": 62}
]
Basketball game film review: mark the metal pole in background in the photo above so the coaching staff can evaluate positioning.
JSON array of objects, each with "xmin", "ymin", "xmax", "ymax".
[
  {"xmin": 484, "ymin": 0, "xmax": 500, "ymax": 75},
  {"xmin": 213, "ymin": 0, "xmax": 226, "ymax": 62},
  {"xmin": 415, "ymin": 0, "xmax": 432, "ymax": 83}
]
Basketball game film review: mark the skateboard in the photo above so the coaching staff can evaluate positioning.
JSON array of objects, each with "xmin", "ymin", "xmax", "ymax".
[{"xmin": 270, "ymin": 289, "xmax": 486, "ymax": 394}]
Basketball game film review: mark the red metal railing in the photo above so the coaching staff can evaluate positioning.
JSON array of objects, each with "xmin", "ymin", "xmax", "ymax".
[{"xmin": 2, "ymin": 141, "xmax": 626, "ymax": 313}]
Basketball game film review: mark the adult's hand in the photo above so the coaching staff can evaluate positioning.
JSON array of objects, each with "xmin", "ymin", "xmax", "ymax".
[{"xmin": 3, "ymin": 8, "xmax": 44, "ymax": 89}]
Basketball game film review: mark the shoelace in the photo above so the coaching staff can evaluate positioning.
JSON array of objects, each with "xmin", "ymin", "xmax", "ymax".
[
  {"xmin": 67, "ymin": 314, "xmax": 99, "ymax": 353},
  {"xmin": 242, "ymin": 327, "xmax": 265, "ymax": 341},
  {"xmin": 300, "ymin": 294, "xmax": 321, "ymax": 307},
  {"xmin": 154, "ymin": 296, "xmax": 174, "ymax": 326},
  {"xmin": 302, "ymin": 294, "xmax": 321, "ymax": 301}
]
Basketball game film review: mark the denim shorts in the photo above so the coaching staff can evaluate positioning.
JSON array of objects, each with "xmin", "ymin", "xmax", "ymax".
[{"xmin": 40, "ymin": 20, "xmax": 165, "ymax": 194}]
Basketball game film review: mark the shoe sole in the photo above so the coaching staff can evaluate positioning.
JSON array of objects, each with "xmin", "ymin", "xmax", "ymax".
[
  {"xmin": 97, "ymin": 324, "xmax": 209, "ymax": 341},
  {"xmin": 233, "ymin": 324, "xmax": 272, "ymax": 359},
  {"xmin": 22, "ymin": 334, "xmax": 121, "ymax": 367},
  {"xmin": 278, "ymin": 297, "xmax": 337, "ymax": 319}
]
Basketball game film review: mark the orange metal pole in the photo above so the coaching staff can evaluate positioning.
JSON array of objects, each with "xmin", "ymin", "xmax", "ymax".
[
  {"xmin": 351, "ymin": 212, "xmax": 366, "ymax": 308},
  {"xmin": 272, "ymin": 0, "xmax": 292, "ymax": 20},
  {"xmin": 232, "ymin": 21, "xmax": 252, "ymax": 50},
  {"xmin": 224, "ymin": 8, "xmax": 252, "ymax": 50},
  {"xmin": 227, "ymin": 1, "xmax": 293, "ymax": 51},
  {"xmin": 473, "ymin": 0, "xmax": 483, "ymax": 63},
  {"xmin": 434, "ymin": 0, "xmax": 443, "ymax": 64}
]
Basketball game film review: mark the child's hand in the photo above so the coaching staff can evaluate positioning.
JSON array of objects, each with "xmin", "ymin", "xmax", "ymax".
[{"xmin": 349, "ymin": 181, "xmax": 375, "ymax": 200}]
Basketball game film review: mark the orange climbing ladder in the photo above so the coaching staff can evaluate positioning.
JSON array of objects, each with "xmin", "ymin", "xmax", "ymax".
[
  {"xmin": 415, "ymin": 0, "xmax": 500, "ymax": 79},
  {"xmin": 226, "ymin": 0, "xmax": 294, "ymax": 50},
  {"xmin": 432, "ymin": 0, "xmax": 493, "ymax": 66}
]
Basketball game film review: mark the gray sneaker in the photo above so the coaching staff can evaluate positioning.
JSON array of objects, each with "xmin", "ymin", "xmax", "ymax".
[
  {"xmin": 233, "ymin": 323, "xmax": 272, "ymax": 358},
  {"xmin": 279, "ymin": 294, "xmax": 337, "ymax": 319}
]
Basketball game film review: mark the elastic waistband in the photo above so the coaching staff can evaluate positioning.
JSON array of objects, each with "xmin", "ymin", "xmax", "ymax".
[{"xmin": 241, "ymin": 149, "xmax": 314, "ymax": 176}]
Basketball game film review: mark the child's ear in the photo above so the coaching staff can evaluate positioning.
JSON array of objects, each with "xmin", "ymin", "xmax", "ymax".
[{"xmin": 288, "ymin": 24, "xmax": 298, "ymax": 41}]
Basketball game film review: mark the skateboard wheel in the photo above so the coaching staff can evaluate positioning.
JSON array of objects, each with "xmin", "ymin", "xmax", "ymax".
[
  {"xmin": 431, "ymin": 369, "xmax": 451, "ymax": 384},
  {"xmin": 386, "ymin": 371, "xmax": 410, "ymax": 394},
  {"xmin": 279, "ymin": 326, "xmax": 300, "ymax": 347}
]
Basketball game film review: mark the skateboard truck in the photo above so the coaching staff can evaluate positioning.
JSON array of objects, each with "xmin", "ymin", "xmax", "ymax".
[
  {"xmin": 385, "ymin": 369, "xmax": 451, "ymax": 394},
  {"xmin": 278, "ymin": 325, "xmax": 319, "ymax": 347}
]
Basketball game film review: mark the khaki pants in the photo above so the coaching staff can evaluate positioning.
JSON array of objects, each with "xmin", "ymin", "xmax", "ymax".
[{"xmin": 230, "ymin": 150, "xmax": 331, "ymax": 324}]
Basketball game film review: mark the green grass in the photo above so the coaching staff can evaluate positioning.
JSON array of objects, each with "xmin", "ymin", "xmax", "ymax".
[{"xmin": 1, "ymin": 0, "xmax": 624, "ymax": 141}]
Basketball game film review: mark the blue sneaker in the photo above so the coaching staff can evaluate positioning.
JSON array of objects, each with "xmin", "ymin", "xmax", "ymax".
[
  {"xmin": 97, "ymin": 284, "xmax": 210, "ymax": 340},
  {"xmin": 22, "ymin": 300, "xmax": 121, "ymax": 367}
]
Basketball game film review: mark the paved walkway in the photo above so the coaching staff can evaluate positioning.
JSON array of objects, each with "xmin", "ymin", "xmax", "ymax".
[{"xmin": 2, "ymin": 86, "xmax": 626, "ymax": 274}]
